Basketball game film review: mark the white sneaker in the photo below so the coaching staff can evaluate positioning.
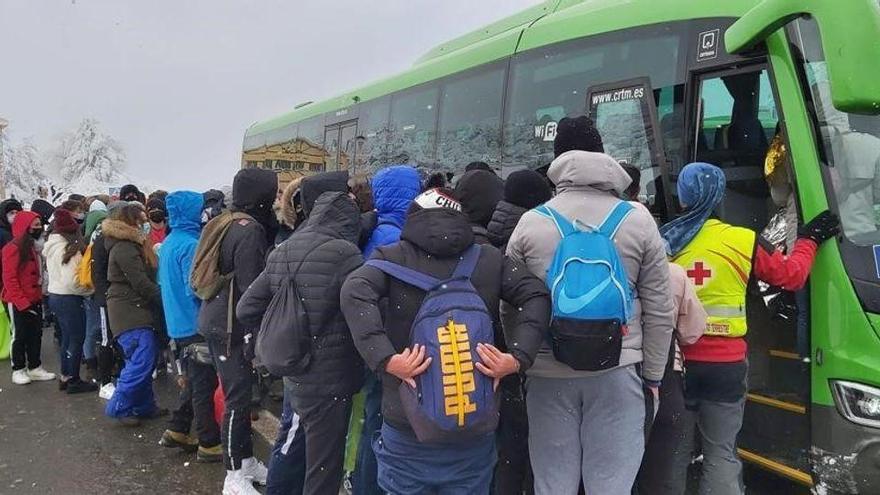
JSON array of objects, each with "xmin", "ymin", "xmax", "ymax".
[
  {"xmin": 99, "ymin": 382, "xmax": 116, "ymax": 400},
  {"xmin": 240, "ymin": 457, "xmax": 268, "ymax": 485},
  {"xmin": 222, "ymin": 470, "xmax": 261, "ymax": 495},
  {"xmin": 26, "ymin": 366, "xmax": 56, "ymax": 381},
  {"xmin": 12, "ymin": 369, "xmax": 32, "ymax": 385}
]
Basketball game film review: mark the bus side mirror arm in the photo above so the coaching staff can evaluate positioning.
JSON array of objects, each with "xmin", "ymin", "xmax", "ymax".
[
  {"xmin": 725, "ymin": 0, "xmax": 806, "ymax": 54},
  {"xmin": 726, "ymin": 0, "xmax": 880, "ymax": 115}
]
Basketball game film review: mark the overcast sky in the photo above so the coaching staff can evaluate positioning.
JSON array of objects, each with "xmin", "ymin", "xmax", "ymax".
[{"xmin": 0, "ymin": 0, "xmax": 539, "ymax": 190}]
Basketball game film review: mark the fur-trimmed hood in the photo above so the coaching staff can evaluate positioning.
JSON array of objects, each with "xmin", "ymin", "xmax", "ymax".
[
  {"xmin": 280, "ymin": 176, "xmax": 304, "ymax": 229},
  {"xmin": 102, "ymin": 218, "xmax": 146, "ymax": 244},
  {"xmin": 101, "ymin": 217, "xmax": 158, "ymax": 268}
]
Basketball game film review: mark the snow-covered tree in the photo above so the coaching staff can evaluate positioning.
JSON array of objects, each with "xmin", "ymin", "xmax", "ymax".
[
  {"xmin": 1, "ymin": 135, "xmax": 49, "ymax": 203},
  {"xmin": 58, "ymin": 118, "xmax": 126, "ymax": 184},
  {"xmin": 51, "ymin": 118, "xmax": 138, "ymax": 196}
]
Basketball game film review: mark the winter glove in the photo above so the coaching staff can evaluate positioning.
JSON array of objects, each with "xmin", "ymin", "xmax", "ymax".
[{"xmin": 798, "ymin": 210, "xmax": 840, "ymax": 245}]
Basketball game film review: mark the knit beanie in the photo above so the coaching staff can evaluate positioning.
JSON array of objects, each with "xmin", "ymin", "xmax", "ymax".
[
  {"xmin": 504, "ymin": 169, "xmax": 553, "ymax": 210},
  {"xmin": 119, "ymin": 184, "xmax": 142, "ymax": 202},
  {"xmin": 554, "ymin": 116, "xmax": 604, "ymax": 157},
  {"xmin": 52, "ymin": 208, "xmax": 79, "ymax": 234},
  {"xmin": 453, "ymin": 170, "xmax": 504, "ymax": 228},
  {"xmin": 465, "ymin": 161, "xmax": 493, "ymax": 173}
]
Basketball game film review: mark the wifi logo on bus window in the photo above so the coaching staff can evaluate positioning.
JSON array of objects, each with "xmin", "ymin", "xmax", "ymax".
[{"xmin": 534, "ymin": 121, "xmax": 557, "ymax": 142}]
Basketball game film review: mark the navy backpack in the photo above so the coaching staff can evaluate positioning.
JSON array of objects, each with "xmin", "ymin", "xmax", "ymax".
[
  {"xmin": 534, "ymin": 201, "xmax": 634, "ymax": 371},
  {"xmin": 366, "ymin": 244, "xmax": 499, "ymax": 443}
]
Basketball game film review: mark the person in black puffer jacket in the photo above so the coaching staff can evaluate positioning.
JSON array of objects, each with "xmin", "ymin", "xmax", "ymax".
[
  {"xmin": 238, "ymin": 191, "xmax": 364, "ymax": 495},
  {"xmin": 453, "ymin": 169, "xmax": 504, "ymax": 245},
  {"xmin": 485, "ymin": 168, "xmax": 553, "ymax": 494},
  {"xmin": 341, "ymin": 188, "xmax": 550, "ymax": 495},
  {"xmin": 260, "ymin": 170, "xmax": 354, "ymax": 495},
  {"xmin": 487, "ymin": 169, "xmax": 553, "ymax": 252}
]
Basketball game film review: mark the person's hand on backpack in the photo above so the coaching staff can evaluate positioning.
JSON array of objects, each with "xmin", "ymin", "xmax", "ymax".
[
  {"xmin": 386, "ymin": 344, "xmax": 433, "ymax": 388},
  {"xmin": 475, "ymin": 343, "xmax": 520, "ymax": 391}
]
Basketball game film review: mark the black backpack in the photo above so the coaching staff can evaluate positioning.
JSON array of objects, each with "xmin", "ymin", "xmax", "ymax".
[{"xmin": 255, "ymin": 261, "xmax": 312, "ymax": 376}]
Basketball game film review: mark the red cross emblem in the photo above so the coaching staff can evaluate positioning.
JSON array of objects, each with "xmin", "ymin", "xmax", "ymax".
[{"xmin": 687, "ymin": 261, "xmax": 712, "ymax": 286}]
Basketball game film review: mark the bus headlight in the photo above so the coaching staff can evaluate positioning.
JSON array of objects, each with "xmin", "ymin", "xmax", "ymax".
[{"xmin": 831, "ymin": 380, "xmax": 880, "ymax": 428}]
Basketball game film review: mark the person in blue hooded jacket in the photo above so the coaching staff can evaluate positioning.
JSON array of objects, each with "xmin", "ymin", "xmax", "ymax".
[
  {"xmin": 361, "ymin": 165, "xmax": 421, "ymax": 257},
  {"xmin": 155, "ymin": 191, "xmax": 223, "ymax": 463},
  {"xmin": 352, "ymin": 165, "xmax": 421, "ymax": 495}
]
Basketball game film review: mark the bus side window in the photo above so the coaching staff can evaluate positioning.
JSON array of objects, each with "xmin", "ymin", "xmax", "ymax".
[
  {"xmin": 389, "ymin": 85, "xmax": 440, "ymax": 169},
  {"xmin": 692, "ymin": 68, "xmax": 779, "ymax": 230},
  {"xmin": 436, "ymin": 65, "xmax": 505, "ymax": 172},
  {"xmin": 355, "ymin": 97, "xmax": 391, "ymax": 175}
]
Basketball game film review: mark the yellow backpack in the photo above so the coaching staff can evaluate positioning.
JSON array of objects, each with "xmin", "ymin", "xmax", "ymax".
[{"xmin": 77, "ymin": 243, "xmax": 94, "ymax": 291}]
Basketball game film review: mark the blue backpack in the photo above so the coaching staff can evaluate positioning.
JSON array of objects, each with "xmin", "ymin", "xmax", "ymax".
[
  {"xmin": 366, "ymin": 244, "xmax": 499, "ymax": 443},
  {"xmin": 534, "ymin": 201, "xmax": 634, "ymax": 371}
]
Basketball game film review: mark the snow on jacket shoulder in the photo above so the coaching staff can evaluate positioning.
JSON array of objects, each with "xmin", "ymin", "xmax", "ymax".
[
  {"xmin": 158, "ymin": 191, "xmax": 203, "ymax": 340},
  {"xmin": 44, "ymin": 234, "xmax": 92, "ymax": 296},
  {"xmin": 1, "ymin": 211, "xmax": 43, "ymax": 311},
  {"xmin": 506, "ymin": 150, "xmax": 674, "ymax": 383},
  {"xmin": 341, "ymin": 205, "xmax": 550, "ymax": 434},
  {"xmin": 237, "ymin": 191, "xmax": 365, "ymax": 397},
  {"xmin": 363, "ymin": 165, "xmax": 421, "ymax": 257}
]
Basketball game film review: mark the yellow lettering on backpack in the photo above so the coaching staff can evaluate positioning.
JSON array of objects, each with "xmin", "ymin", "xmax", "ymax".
[{"xmin": 437, "ymin": 319, "xmax": 477, "ymax": 426}]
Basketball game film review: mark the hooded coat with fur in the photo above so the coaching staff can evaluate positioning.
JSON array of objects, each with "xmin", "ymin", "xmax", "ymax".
[
  {"xmin": 103, "ymin": 218, "xmax": 161, "ymax": 335},
  {"xmin": 237, "ymin": 191, "xmax": 365, "ymax": 397},
  {"xmin": 506, "ymin": 150, "xmax": 674, "ymax": 383},
  {"xmin": 275, "ymin": 176, "xmax": 304, "ymax": 245}
]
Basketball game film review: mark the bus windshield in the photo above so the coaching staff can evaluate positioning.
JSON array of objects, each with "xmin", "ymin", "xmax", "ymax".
[{"xmin": 792, "ymin": 17, "xmax": 880, "ymax": 246}]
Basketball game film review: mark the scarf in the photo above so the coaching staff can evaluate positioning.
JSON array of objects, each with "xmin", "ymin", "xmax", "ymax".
[{"xmin": 659, "ymin": 162, "xmax": 726, "ymax": 256}]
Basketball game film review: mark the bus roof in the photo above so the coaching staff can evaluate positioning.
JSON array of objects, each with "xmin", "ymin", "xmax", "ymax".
[{"xmin": 246, "ymin": 0, "xmax": 758, "ymax": 137}]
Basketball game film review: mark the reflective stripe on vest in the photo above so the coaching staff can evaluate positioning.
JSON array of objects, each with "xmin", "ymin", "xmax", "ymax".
[{"xmin": 672, "ymin": 220, "xmax": 755, "ymax": 338}]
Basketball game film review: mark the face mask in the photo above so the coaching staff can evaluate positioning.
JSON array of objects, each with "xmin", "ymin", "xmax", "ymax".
[
  {"xmin": 148, "ymin": 211, "xmax": 166, "ymax": 224},
  {"xmin": 141, "ymin": 223, "xmax": 151, "ymax": 235},
  {"xmin": 29, "ymin": 228, "xmax": 42, "ymax": 240},
  {"xmin": 6, "ymin": 212, "xmax": 17, "ymax": 225}
]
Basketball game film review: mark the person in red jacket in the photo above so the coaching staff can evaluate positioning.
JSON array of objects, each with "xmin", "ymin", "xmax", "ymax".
[
  {"xmin": 659, "ymin": 162, "xmax": 840, "ymax": 494},
  {"xmin": 2, "ymin": 210, "xmax": 56, "ymax": 385}
]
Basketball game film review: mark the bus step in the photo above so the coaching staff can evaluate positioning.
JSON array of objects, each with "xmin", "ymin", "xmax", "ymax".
[
  {"xmin": 766, "ymin": 350, "xmax": 810, "ymax": 401},
  {"xmin": 740, "ymin": 391, "xmax": 810, "ymax": 478},
  {"xmin": 738, "ymin": 448, "xmax": 813, "ymax": 487},
  {"xmin": 746, "ymin": 392, "xmax": 806, "ymax": 414},
  {"xmin": 769, "ymin": 349, "xmax": 803, "ymax": 361}
]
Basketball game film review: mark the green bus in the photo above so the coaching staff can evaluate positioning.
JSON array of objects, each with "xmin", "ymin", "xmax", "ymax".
[{"xmin": 243, "ymin": 0, "xmax": 880, "ymax": 491}]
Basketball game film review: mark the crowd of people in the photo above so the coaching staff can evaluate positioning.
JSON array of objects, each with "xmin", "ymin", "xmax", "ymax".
[{"xmin": 1, "ymin": 116, "xmax": 842, "ymax": 495}]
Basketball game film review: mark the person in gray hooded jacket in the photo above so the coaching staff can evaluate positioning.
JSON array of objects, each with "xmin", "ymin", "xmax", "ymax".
[{"xmin": 507, "ymin": 141, "xmax": 674, "ymax": 493}]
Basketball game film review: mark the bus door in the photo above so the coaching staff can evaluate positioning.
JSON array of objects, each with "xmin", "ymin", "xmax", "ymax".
[
  {"xmin": 323, "ymin": 120, "xmax": 358, "ymax": 172},
  {"xmin": 687, "ymin": 60, "xmax": 813, "ymax": 486},
  {"xmin": 586, "ymin": 77, "xmax": 672, "ymax": 222}
]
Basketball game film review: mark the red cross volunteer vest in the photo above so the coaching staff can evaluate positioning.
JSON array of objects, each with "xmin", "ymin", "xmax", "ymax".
[{"xmin": 672, "ymin": 219, "xmax": 755, "ymax": 338}]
